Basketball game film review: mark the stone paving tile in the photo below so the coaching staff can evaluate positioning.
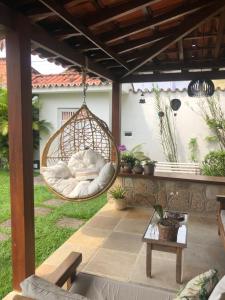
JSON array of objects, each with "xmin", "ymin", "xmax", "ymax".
[
  {"xmin": 0, "ymin": 232, "xmax": 9, "ymax": 242},
  {"xmin": 56, "ymin": 217, "xmax": 84, "ymax": 229},
  {"xmin": 44, "ymin": 199, "xmax": 68, "ymax": 207},
  {"xmin": 0, "ymin": 219, "xmax": 11, "ymax": 228},
  {"xmin": 35, "ymin": 207, "xmax": 52, "ymax": 217}
]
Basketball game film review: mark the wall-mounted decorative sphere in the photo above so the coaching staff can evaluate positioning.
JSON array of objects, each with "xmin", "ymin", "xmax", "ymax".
[
  {"xmin": 170, "ymin": 99, "xmax": 181, "ymax": 111},
  {"xmin": 158, "ymin": 111, "xmax": 164, "ymax": 118},
  {"xmin": 187, "ymin": 79, "xmax": 215, "ymax": 97}
]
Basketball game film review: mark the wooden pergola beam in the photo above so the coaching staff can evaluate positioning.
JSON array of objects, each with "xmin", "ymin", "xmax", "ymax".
[
  {"xmin": 178, "ymin": 40, "xmax": 184, "ymax": 61},
  {"xmin": 84, "ymin": 0, "xmax": 161, "ymax": 29},
  {"xmin": 0, "ymin": 2, "xmax": 115, "ymax": 81},
  {"xmin": 102, "ymin": 0, "xmax": 213, "ymax": 43},
  {"xmin": 122, "ymin": 1, "xmax": 225, "ymax": 78},
  {"xmin": 6, "ymin": 14, "xmax": 35, "ymax": 290},
  {"xmin": 139, "ymin": 59, "xmax": 225, "ymax": 72},
  {"xmin": 120, "ymin": 70, "xmax": 225, "ymax": 83},
  {"xmin": 112, "ymin": 82, "xmax": 121, "ymax": 148},
  {"xmin": 37, "ymin": 0, "xmax": 130, "ymax": 70}
]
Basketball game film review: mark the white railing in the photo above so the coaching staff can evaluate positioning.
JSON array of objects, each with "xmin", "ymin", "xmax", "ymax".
[{"xmin": 155, "ymin": 162, "xmax": 201, "ymax": 175}]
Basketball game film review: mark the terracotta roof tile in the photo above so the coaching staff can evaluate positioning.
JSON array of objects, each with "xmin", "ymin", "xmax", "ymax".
[
  {"xmin": 0, "ymin": 59, "xmax": 109, "ymax": 88},
  {"xmin": 32, "ymin": 69, "xmax": 109, "ymax": 88}
]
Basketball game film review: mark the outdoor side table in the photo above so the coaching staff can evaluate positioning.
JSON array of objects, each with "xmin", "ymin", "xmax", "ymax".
[{"xmin": 143, "ymin": 211, "xmax": 188, "ymax": 284}]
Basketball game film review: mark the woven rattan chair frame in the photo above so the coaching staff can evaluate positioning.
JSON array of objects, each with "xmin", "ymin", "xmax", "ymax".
[{"xmin": 41, "ymin": 104, "xmax": 119, "ymax": 201}]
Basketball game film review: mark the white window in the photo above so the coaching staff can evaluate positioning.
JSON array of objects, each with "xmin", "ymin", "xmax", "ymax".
[{"xmin": 57, "ymin": 108, "xmax": 79, "ymax": 127}]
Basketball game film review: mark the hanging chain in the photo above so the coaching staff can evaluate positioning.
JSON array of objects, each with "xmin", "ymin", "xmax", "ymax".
[{"xmin": 82, "ymin": 57, "xmax": 88, "ymax": 105}]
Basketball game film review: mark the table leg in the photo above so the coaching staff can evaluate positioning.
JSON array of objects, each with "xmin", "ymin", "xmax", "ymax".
[
  {"xmin": 146, "ymin": 243, "xmax": 152, "ymax": 277},
  {"xmin": 176, "ymin": 248, "xmax": 183, "ymax": 284}
]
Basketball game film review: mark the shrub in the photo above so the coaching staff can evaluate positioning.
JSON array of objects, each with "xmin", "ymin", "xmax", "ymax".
[
  {"xmin": 109, "ymin": 185, "xmax": 126, "ymax": 199},
  {"xmin": 201, "ymin": 150, "xmax": 225, "ymax": 177}
]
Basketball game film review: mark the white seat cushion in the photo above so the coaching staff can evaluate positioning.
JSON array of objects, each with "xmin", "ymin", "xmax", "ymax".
[
  {"xmin": 209, "ymin": 276, "xmax": 225, "ymax": 300},
  {"xmin": 21, "ymin": 275, "xmax": 89, "ymax": 300},
  {"xmin": 70, "ymin": 273, "xmax": 175, "ymax": 300},
  {"xmin": 41, "ymin": 161, "xmax": 72, "ymax": 179},
  {"xmin": 221, "ymin": 210, "xmax": 225, "ymax": 228}
]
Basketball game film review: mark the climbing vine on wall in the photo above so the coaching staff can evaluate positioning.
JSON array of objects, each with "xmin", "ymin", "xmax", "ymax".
[{"xmin": 153, "ymin": 86, "xmax": 178, "ymax": 162}]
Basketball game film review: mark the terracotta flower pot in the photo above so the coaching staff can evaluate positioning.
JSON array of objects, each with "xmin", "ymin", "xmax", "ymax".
[{"xmin": 114, "ymin": 198, "xmax": 126, "ymax": 210}]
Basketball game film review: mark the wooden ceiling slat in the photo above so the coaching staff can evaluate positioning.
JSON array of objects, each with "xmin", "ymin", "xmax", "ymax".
[
  {"xmin": 122, "ymin": 1, "xmax": 225, "ymax": 78},
  {"xmin": 37, "ymin": 0, "xmax": 130, "ymax": 70},
  {"xmin": 101, "ymin": 0, "xmax": 213, "ymax": 44},
  {"xmin": 178, "ymin": 39, "xmax": 184, "ymax": 61},
  {"xmin": 0, "ymin": 2, "xmax": 115, "ymax": 80},
  {"xmin": 215, "ymin": 10, "xmax": 225, "ymax": 59},
  {"xmin": 84, "ymin": 0, "xmax": 161, "ymax": 29}
]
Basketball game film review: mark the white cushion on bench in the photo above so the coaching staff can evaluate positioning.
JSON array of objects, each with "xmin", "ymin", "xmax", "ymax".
[
  {"xmin": 70, "ymin": 273, "xmax": 175, "ymax": 300},
  {"xmin": 221, "ymin": 210, "xmax": 225, "ymax": 228},
  {"xmin": 209, "ymin": 275, "xmax": 225, "ymax": 300},
  {"xmin": 21, "ymin": 275, "xmax": 88, "ymax": 300}
]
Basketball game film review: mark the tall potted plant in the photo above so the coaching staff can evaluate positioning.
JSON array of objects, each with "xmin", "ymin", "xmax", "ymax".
[
  {"xmin": 143, "ymin": 159, "xmax": 156, "ymax": 175},
  {"xmin": 109, "ymin": 185, "xmax": 127, "ymax": 210}
]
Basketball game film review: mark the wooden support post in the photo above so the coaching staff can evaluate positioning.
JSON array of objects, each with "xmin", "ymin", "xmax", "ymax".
[
  {"xmin": 6, "ymin": 20, "xmax": 35, "ymax": 290},
  {"xmin": 112, "ymin": 81, "xmax": 121, "ymax": 148}
]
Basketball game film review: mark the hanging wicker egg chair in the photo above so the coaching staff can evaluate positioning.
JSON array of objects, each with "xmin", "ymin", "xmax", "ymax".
[{"xmin": 41, "ymin": 103, "xmax": 119, "ymax": 201}]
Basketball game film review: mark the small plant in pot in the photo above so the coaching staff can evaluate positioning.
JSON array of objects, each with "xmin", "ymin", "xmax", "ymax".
[
  {"xmin": 153, "ymin": 204, "xmax": 180, "ymax": 242},
  {"xmin": 132, "ymin": 160, "xmax": 144, "ymax": 174},
  {"xmin": 109, "ymin": 185, "xmax": 126, "ymax": 210},
  {"xmin": 143, "ymin": 159, "xmax": 156, "ymax": 175},
  {"xmin": 121, "ymin": 153, "xmax": 136, "ymax": 173}
]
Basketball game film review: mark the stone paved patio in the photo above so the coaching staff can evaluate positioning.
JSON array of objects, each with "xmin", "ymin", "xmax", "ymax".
[
  {"xmin": 34, "ymin": 201, "xmax": 225, "ymax": 293},
  {"xmin": 35, "ymin": 207, "xmax": 52, "ymax": 217},
  {"xmin": 0, "ymin": 219, "xmax": 11, "ymax": 229},
  {"xmin": 0, "ymin": 232, "xmax": 9, "ymax": 242}
]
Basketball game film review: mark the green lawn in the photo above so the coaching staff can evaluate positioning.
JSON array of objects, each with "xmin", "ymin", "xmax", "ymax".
[{"xmin": 0, "ymin": 170, "xmax": 107, "ymax": 299}]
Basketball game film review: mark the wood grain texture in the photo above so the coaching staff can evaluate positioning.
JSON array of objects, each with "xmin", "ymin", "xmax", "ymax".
[
  {"xmin": 112, "ymin": 82, "xmax": 121, "ymax": 149},
  {"xmin": 6, "ymin": 17, "xmax": 35, "ymax": 291}
]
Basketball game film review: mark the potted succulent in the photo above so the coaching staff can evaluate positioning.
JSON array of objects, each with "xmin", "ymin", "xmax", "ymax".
[
  {"xmin": 153, "ymin": 204, "xmax": 180, "ymax": 242},
  {"xmin": 109, "ymin": 185, "xmax": 127, "ymax": 210},
  {"xmin": 132, "ymin": 160, "xmax": 144, "ymax": 174},
  {"xmin": 121, "ymin": 152, "xmax": 136, "ymax": 173},
  {"xmin": 143, "ymin": 159, "xmax": 156, "ymax": 175}
]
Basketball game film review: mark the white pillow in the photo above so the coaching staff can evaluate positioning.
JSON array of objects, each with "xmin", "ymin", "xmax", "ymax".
[
  {"xmin": 53, "ymin": 178, "xmax": 78, "ymax": 195},
  {"xmin": 75, "ymin": 168, "xmax": 99, "ymax": 181},
  {"xmin": 69, "ymin": 181, "xmax": 90, "ymax": 198},
  {"xmin": 95, "ymin": 155, "xmax": 106, "ymax": 171},
  {"xmin": 41, "ymin": 161, "xmax": 71, "ymax": 179},
  {"xmin": 95, "ymin": 162, "xmax": 115, "ymax": 188},
  {"xmin": 21, "ymin": 275, "xmax": 88, "ymax": 300},
  {"xmin": 83, "ymin": 149, "xmax": 98, "ymax": 165},
  {"xmin": 88, "ymin": 180, "xmax": 101, "ymax": 195}
]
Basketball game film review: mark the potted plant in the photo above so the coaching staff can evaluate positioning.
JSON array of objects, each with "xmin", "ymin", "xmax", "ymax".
[
  {"xmin": 121, "ymin": 152, "xmax": 136, "ymax": 173},
  {"xmin": 143, "ymin": 159, "xmax": 156, "ymax": 175},
  {"xmin": 109, "ymin": 185, "xmax": 127, "ymax": 210},
  {"xmin": 132, "ymin": 160, "xmax": 144, "ymax": 174},
  {"xmin": 153, "ymin": 204, "xmax": 180, "ymax": 242}
]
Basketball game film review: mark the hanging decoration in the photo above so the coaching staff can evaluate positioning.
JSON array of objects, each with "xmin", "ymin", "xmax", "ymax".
[
  {"xmin": 41, "ymin": 60, "xmax": 119, "ymax": 201},
  {"xmin": 187, "ymin": 24, "xmax": 215, "ymax": 98},
  {"xmin": 139, "ymin": 92, "xmax": 146, "ymax": 104},
  {"xmin": 158, "ymin": 111, "xmax": 164, "ymax": 134},
  {"xmin": 170, "ymin": 98, "xmax": 181, "ymax": 116},
  {"xmin": 187, "ymin": 79, "xmax": 215, "ymax": 97}
]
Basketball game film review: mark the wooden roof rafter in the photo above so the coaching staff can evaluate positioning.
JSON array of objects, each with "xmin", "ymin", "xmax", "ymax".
[
  {"xmin": 37, "ymin": 0, "xmax": 130, "ymax": 71},
  {"xmin": 122, "ymin": 1, "xmax": 225, "ymax": 78}
]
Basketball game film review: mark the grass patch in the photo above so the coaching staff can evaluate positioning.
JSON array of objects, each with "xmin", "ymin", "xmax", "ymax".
[{"xmin": 0, "ymin": 170, "xmax": 107, "ymax": 299}]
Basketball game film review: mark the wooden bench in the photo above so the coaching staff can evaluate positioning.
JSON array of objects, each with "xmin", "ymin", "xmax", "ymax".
[
  {"xmin": 217, "ymin": 195, "xmax": 225, "ymax": 250},
  {"xmin": 13, "ymin": 252, "xmax": 82, "ymax": 300},
  {"xmin": 155, "ymin": 162, "xmax": 201, "ymax": 175}
]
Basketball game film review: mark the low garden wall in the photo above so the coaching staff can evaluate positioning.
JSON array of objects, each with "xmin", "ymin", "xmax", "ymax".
[{"xmin": 108, "ymin": 172, "xmax": 225, "ymax": 213}]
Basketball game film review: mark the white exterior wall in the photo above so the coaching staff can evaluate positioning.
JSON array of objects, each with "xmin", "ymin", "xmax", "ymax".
[
  {"xmin": 35, "ymin": 86, "xmax": 112, "ymax": 157},
  {"xmin": 35, "ymin": 84, "xmax": 225, "ymax": 163}
]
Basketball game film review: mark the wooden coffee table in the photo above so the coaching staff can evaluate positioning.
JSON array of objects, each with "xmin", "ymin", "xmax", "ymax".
[{"xmin": 143, "ymin": 211, "xmax": 188, "ymax": 284}]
